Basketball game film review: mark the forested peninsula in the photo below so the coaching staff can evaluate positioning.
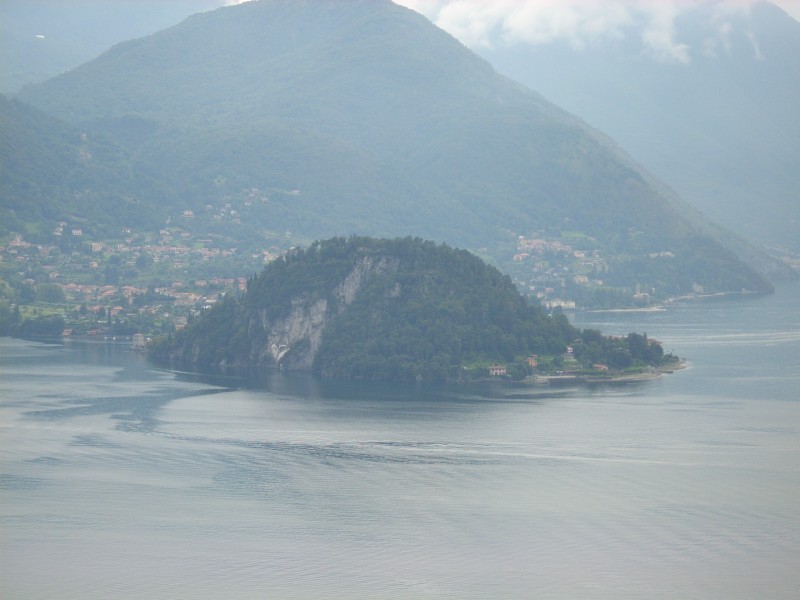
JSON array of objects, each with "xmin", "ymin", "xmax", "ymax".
[{"xmin": 149, "ymin": 237, "xmax": 679, "ymax": 382}]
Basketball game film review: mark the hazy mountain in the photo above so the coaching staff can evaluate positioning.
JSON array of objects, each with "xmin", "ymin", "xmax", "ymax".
[
  {"xmin": 0, "ymin": 0, "xmax": 225, "ymax": 93},
  {"xmin": 474, "ymin": 2, "xmax": 800, "ymax": 255},
  {"xmin": 12, "ymin": 0, "xmax": 780, "ymax": 298},
  {"xmin": 0, "ymin": 94, "xmax": 169, "ymax": 238}
]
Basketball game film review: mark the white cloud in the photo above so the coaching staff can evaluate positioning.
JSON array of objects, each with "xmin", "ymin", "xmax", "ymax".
[
  {"xmin": 500, "ymin": 2, "xmax": 634, "ymax": 49},
  {"xmin": 399, "ymin": 0, "xmax": 632, "ymax": 49},
  {"xmin": 394, "ymin": 0, "xmax": 800, "ymax": 63},
  {"xmin": 639, "ymin": 2, "xmax": 691, "ymax": 64},
  {"xmin": 770, "ymin": 0, "xmax": 800, "ymax": 20},
  {"xmin": 434, "ymin": 0, "xmax": 514, "ymax": 47},
  {"xmin": 747, "ymin": 30, "xmax": 765, "ymax": 59},
  {"xmin": 396, "ymin": 0, "xmax": 447, "ymax": 18},
  {"xmin": 702, "ymin": 19, "xmax": 733, "ymax": 57}
]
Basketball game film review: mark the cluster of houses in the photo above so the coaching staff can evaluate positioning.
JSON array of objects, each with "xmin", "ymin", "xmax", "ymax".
[
  {"xmin": 1, "ymin": 229, "xmax": 259, "ymax": 336},
  {"xmin": 511, "ymin": 235, "xmax": 611, "ymax": 308},
  {"xmin": 487, "ymin": 355, "xmax": 539, "ymax": 377},
  {"xmin": 488, "ymin": 348, "xmax": 608, "ymax": 377}
]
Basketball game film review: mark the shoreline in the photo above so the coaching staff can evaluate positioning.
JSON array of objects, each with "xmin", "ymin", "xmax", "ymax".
[
  {"xmin": 587, "ymin": 306, "xmax": 666, "ymax": 314},
  {"xmin": 532, "ymin": 371, "xmax": 661, "ymax": 385},
  {"xmin": 531, "ymin": 361, "xmax": 687, "ymax": 385},
  {"xmin": 587, "ymin": 290, "xmax": 767, "ymax": 314},
  {"xmin": 8, "ymin": 335, "xmax": 689, "ymax": 388}
]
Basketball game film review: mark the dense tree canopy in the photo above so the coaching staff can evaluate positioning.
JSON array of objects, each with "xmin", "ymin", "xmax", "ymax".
[{"xmin": 151, "ymin": 237, "xmax": 677, "ymax": 382}]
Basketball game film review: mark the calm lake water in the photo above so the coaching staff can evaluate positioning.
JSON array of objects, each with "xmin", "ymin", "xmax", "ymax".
[{"xmin": 2, "ymin": 281, "xmax": 799, "ymax": 599}]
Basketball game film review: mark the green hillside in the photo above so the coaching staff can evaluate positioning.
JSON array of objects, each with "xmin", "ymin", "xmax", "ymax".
[
  {"xmin": 0, "ymin": 95, "xmax": 167, "ymax": 239},
  {"xmin": 11, "ymin": 0, "xmax": 775, "ymax": 300},
  {"xmin": 151, "ymin": 236, "xmax": 678, "ymax": 382}
]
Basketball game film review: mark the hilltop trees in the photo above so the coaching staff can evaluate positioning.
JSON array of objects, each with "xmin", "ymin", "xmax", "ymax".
[{"xmin": 151, "ymin": 236, "xmax": 678, "ymax": 382}]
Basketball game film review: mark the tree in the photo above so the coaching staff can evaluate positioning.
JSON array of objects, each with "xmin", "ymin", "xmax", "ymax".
[
  {"xmin": 35, "ymin": 283, "xmax": 66, "ymax": 303},
  {"xmin": 19, "ymin": 283, "xmax": 35, "ymax": 304},
  {"xmin": 104, "ymin": 265, "xmax": 120, "ymax": 285}
]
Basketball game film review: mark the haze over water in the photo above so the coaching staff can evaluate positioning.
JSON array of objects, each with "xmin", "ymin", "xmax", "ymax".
[{"xmin": 2, "ymin": 282, "xmax": 799, "ymax": 599}]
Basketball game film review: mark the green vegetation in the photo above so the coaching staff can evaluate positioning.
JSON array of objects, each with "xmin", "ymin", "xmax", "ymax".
[
  {"xmin": 150, "ymin": 237, "xmax": 679, "ymax": 382},
  {"xmin": 8, "ymin": 0, "xmax": 776, "ymax": 302},
  {"xmin": 308, "ymin": 238, "xmax": 574, "ymax": 381},
  {"xmin": 0, "ymin": 95, "xmax": 167, "ymax": 242},
  {"xmin": 572, "ymin": 330, "xmax": 666, "ymax": 370}
]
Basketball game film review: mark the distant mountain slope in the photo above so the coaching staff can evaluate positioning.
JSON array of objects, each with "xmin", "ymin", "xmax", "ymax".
[
  {"xmin": 476, "ymin": 2, "xmax": 800, "ymax": 256},
  {"xmin": 0, "ymin": 0, "xmax": 224, "ymax": 93},
  {"xmin": 0, "ymin": 95, "xmax": 166, "ymax": 238},
  {"xmin": 13, "ymin": 0, "xmax": 777, "ymax": 298}
]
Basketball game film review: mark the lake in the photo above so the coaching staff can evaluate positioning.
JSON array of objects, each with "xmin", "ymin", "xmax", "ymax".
[{"xmin": 2, "ymin": 281, "xmax": 799, "ymax": 599}]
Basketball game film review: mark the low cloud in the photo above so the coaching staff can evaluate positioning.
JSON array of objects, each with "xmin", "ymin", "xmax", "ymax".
[
  {"xmin": 395, "ymin": 0, "xmax": 800, "ymax": 63},
  {"xmin": 640, "ymin": 2, "xmax": 690, "ymax": 63},
  {"xmin": 771, "ymin": 0, "xmax": 800, "ymax": 20}
]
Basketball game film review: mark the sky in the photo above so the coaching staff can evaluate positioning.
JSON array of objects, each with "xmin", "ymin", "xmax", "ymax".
[
  {"xmin": 221, "ymin": 0, "xmax": 800, "ymax": 23},
  {"xmin": 393, "ymin": 0, "xmax": 800, "ymax": 27},
  {"xmin": 385, "ymin": 0, "xmax": 800, "ymax": 63},
  {"xmin": 222, "ymin": 0, "xmax": 800, "ymax": 32},
  {"xmin": 222, "ymin": 0, "xmax": 800, "ymax": 19},
  {"xmin": 221, "ymin": 1, "xmax": 800, "ymax": 62}
]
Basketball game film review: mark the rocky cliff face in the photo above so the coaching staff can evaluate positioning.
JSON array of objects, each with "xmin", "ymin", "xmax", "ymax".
[
  {"xmin": 150, "ymin": 236, "xmax": 598, "ymax": 382},
  {"xmin": 241, "ymin": 255, "xmax": 398, "ymax": 370}
]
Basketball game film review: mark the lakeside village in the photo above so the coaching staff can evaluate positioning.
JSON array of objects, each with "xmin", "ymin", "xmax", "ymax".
[
  {"xmin": 1, "ymin": 196, "xmax": 685, "ymax": 379},
  {"xmin": 0, "ymin": 225, "xmax": 266, "ymax": 339},
  {"xmin": 1, "ymin": 227, "xmax": 630, "ymax": 334}
]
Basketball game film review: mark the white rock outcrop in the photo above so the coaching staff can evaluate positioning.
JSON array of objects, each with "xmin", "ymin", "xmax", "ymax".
[{"xmin": 251, "ymin": 255, "xmax": 398, "ymax": 370}]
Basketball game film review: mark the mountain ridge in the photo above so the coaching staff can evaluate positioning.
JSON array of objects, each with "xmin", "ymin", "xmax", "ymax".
[
  {"xmin": 9, "ymin": 0, "xmax": 781, "ymax": 302},
  {"xmin": 475, "ymin": 1, "xmax": 800, "ymax": 255}
]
